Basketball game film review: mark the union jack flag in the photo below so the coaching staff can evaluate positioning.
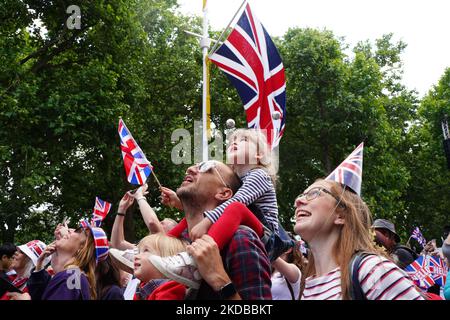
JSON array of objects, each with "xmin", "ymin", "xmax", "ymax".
[
  {"xmin": 326, "ymin": 142, "xmax": 364, "ymax": 196},
  {"xmin": 428, "ymin": 256, "xmax": 448, "ymax": 286},
  {"xmin": 411, "ymin": 227, "xmax": 426, "ymax": 248},
  {"xmin": 209, "ymin": 3, "xmax": 286, "ymax": 148},
  {"xmin": 118, "ymin": 119, "xmax": 152, "ymax": 185},
  {"xmin": 90, "ymin": 226, "xmax": 110, "ymax": 263},
  {"xmin": 405, "ymin": 255, "xmax": 435, "ymax": 289},
  {"xmin": 78, "ymin": 219, "xmax": 110, "ymax": 264},
  {"xmin": 92, "ymin": 197, "xmax": 111, "ymax": 226}
]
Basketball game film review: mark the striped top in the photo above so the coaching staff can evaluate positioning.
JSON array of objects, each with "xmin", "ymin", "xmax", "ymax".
[
  {"xmin": 205, "ymin": 168, "xmax": 279, "ymax": 233},
  {"xmin": 302, "ymin": 255, "xmax": 424, "ymax": 300}
]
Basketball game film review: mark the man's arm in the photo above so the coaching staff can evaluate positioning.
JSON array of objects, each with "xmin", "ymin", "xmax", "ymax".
[
  {"xmin": 188, "ymin": 235, "xmax": 241, "ymax": 300},
  {"xmin": 223, "ymin": 227, "xmax": 272, "ymax": 300},
  {"xmin": 110, "ymin": 192, "xmax": 136, "ymax": 250}
]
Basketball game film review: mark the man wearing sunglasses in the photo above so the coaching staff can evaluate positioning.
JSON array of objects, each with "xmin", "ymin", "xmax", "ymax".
[{"xmin": 164, "ymin": 160, "xmax": 272, "ymax": 300}]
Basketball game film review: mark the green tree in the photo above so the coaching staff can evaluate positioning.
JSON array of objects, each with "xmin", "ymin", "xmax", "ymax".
[
  {"xmin": 0, "ymin": 0, "xmax": 203, "ymax": 243},
  {"xmin": 403, "ymin": 68, "xmax": 450, "ymax": 241}
]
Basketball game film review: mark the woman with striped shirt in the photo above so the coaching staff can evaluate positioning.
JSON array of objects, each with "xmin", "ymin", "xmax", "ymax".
[{"xmin": 294, "ymin": 179, "xmax": 424, "ymax": 300}]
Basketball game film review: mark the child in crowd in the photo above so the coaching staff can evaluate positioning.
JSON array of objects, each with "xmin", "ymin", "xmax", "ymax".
[{"xmin": 133, "ymin": 233, "xmax": 189, "ymax": 300}]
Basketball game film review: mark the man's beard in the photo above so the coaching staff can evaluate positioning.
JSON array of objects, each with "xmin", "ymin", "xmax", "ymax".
[{"xmin": 176, "ymin": 185, "xmax": 203, "ymax": 212}]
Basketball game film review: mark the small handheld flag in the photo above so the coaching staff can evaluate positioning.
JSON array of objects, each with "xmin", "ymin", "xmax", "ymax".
[
  {"xmin": 411, "ymin": 227, "xmax": 427, "ymax": 248},
  {"xmin": 118, "ymin": 119, "xmax": 153, "ymax": 185},
  {"xmin": 428, "ymin": 255, "xmax": 448, "ymax": 286},
  {"xmin": 92, "ymin": 197, "xmax": 111, "ymax": 225},
  {"xmin": 326, "ymin": 142, "xmax": 364, "ymax": 196},
  {"xmin": 405, "ymin": 255, "xmax": 435, "ymax": 289}
]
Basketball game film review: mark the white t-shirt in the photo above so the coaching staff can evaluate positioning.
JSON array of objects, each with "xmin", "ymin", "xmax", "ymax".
[
  {"xmin": 302, "ymin": 255, "xmax": 424, "ymax": 300},
  {"xmin": 271, "ymin": 269, "xmax": 301, "ymax": 300},
  {"xmin": 123, "ymin": 277, "xmax": 141, "ymax": 300}
]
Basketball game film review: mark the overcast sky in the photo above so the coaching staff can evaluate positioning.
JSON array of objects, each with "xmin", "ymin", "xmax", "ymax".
[{"xmin": 177, "ymin": 0, "xmax": 450, "ymax": 97}]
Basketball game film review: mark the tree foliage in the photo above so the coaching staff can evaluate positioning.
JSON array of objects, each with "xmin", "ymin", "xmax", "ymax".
[{"xmin": 0, "ymin": 1, "xmax": 448, "ymax": 246}]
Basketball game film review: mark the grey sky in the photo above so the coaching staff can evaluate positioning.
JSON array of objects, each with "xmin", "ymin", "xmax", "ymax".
[{"xmin": 178, "ymin": 0, "xmax": 450, "ymax": 97}]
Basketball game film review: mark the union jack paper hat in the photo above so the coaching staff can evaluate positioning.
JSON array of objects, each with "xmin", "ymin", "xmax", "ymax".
[
  {"xmin": 326, "ymin": 142, "xmax": 364, "ymax": 196},
  {"xmin": 18, "ymin": 240, "xmax": 50, "ymax": 266},
  {"xmin": 79, "ymin": 218, "xmax": 110, "ymax": 264},
  {"xmin": 79, "ymin": 197, "xmax": 111, "ymax": 264}
]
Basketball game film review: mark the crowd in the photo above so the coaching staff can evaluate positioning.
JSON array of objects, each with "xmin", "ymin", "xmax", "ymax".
[{"xmin": 0, "ymin": 128, "xmax": 449, "ymax": 301}]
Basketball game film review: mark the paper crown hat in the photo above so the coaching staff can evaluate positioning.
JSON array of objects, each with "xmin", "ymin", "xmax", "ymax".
[
  {"xmin": 79, "ymin": 197, "xmax": 111, "ymax": 264},
  {"xmin": 325, "ymin": 142, "xmax": 364, "ymax": 196}
]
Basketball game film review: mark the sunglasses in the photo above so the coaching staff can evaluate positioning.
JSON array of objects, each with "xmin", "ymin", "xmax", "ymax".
[{"xmin": 197, "ymin": 161, "xmax": 231, "ymax": 188}]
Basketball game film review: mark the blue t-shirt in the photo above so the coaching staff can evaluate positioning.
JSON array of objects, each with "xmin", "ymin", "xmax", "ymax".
[{"xmin": 28, "ymin": 268, "xmax": 91, "ymax": 300}]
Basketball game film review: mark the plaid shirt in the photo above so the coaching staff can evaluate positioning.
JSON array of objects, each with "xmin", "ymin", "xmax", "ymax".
[
  {"xmin": 135, "ymin": 279, "xmax": 169, "ymax": 300},
  {"xmin": 177, "ymin": 222, "xmax": 272, "ymax": 300}
]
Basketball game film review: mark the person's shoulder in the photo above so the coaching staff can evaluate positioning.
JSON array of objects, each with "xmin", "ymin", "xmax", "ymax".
[
  {"xmin": 248, "ymin": 168, "xmax": 270, "ymax": 178},
  {"xmin": 103, "ymin": 285, "xmax": 125, "ymax": 300},
  {"xmin": 226, "ymin": 226, "xmax": 267, "ymax": 255},
  {"xmin": 393, "ymin": 245, "xmax": 417, "ymax": 257},
  {"xmin": 233, "ymin": 225, "xmax": 261, "ymax": 241}
]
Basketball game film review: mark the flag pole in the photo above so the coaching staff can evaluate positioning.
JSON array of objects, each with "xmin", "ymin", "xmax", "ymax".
[
  {"xmin": 406, "ymin": 235, "xmax": 412, "ymax": 247},
  {"xmin": 208, "ymin": 0, "xmax": 248, "ymax": 56},
  {"xmin": 201, "ymin": 0, "xmax": 210, "ymax": 162},
  {"xmin": 151, "ymin": 170, "xmax": 162, "ymax": 189}
]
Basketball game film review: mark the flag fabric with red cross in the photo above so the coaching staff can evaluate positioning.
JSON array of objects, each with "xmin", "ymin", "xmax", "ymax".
[
  {"xmin": 118, "ymin": 119, "xmax": 153, "ymax": 185},
  {"xmin": 92, "ymin": 197, "xmax": 111, "ymax": 225},
  {"xmin": 326, "ymin": 142, "xmax": 364, "ymax": 196},
  {"xmin": 405, "ymin": 255, "xmax": 436, "ymax": 289},
  {"xmin": 428, "ymin": 255, "xmax": 448, "ymax": 286},
  {"xmin": 209, "ymin": 3, "xmax": 286, "ymax": 148}
]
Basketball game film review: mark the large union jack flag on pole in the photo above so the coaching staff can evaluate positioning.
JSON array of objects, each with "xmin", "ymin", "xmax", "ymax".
[
  {"xmin": 209, "ymin": 3, "xmax": 286, "ymax": 148},
  {"xmin": 118, "ymin": 119, "xmax": 152, "ymax": 185},
  {"xmin": 326, "ymin": 142, "xmax": 364, "ymax": 196},
  {"xmin": 405, "ymin": 255, "xmax": 436, "ymax": 289}
]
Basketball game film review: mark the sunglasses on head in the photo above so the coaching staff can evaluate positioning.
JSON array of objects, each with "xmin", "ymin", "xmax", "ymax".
[{"xmin": 196, "ymin": 161, "xmax": 231, "ymax": 188}]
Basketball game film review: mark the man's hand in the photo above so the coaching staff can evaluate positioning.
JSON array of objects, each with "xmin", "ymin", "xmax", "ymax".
[
  {"xmin": 187, "ymin": 235, "xmax": 230, "ymax": 292},
  {"xmin": 7, "ymin": 292, "xmax": 31, "ymax": 300},
  {"xmin": 190, "ymin": 218, "xmax": 213, "ymax": 241},
  {"xmin": 160, "ymin": 187, "xmax": 183, "ymax": 210}
]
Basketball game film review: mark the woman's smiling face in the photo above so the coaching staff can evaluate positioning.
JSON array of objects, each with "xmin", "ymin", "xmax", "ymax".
[{"xmin": 293, "ymin": 181, "xmax": 342, "ymax": 242}]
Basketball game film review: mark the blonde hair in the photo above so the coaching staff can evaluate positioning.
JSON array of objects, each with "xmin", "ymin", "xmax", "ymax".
[
  {"xmin": 138, "ymin": 233, "xmax": 187, "ymax": 257},
  {"xmin": 65, "ymin": 228, "xmax": 97, "ymax": 299},
  {"xmin": 300, "ymin": 180, "xmax": 387, "ymax": 300},
  {"xmin": 227, "ymin": 128, "xmax": 278, "ymax": 185}
]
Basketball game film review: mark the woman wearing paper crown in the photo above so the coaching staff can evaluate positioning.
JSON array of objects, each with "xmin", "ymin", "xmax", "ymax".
[
  {"xmin": 8, "ymin": 204, "xmax": 111, "ymax": 300},
  {"xmin": 1, "ymin": 240, "xmax": 50, "ymax": 300},
  {"xmin": 293, "ymin": 143, "xmax": 425, "ymax": 300}
]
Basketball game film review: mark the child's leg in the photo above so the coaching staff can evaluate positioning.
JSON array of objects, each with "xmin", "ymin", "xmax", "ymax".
[
  {"xmin": 207, "ymin": 202, "xmax": 264, "ymax": 250},
  {"xmin": 167, "ymin": 218, "xmax": 187, "ymax": 238}
]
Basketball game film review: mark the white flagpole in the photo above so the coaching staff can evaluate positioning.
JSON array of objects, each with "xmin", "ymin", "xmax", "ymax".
[
  {"xmin": 201, "ymin": 1, "xmax": 210, "ymax": 162},
  {"xmin": 209, "ymin": 0, "xmax": 248, "ymax": 56}
]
